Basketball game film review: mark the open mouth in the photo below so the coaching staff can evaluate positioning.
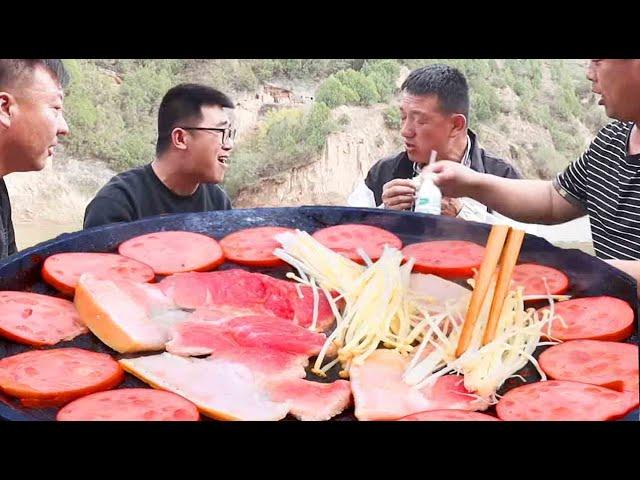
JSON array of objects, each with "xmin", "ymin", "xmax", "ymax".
[
  {"xmin": 592, "ymin": 90, "xmax": 604, "ymax": 106},
  {"xmin": 218, "ymin": 157, "xmax": 229, "ymax": 165}
]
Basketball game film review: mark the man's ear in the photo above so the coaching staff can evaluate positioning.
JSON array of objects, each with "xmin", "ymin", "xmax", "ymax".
[
  {"xmin": 449, "ymin": 113, "xmax": 467, "ymax": 138},
  {"xmin": 0, "ymin": 92, "xmax": 15, "ymax": 130},
  {"xmin": 171, "ymin": 128, "xmax": 188, "ymax": 151}
]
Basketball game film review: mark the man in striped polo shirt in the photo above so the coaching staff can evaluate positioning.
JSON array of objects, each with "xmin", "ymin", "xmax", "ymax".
[{"xmin": 424, "ymin": 59, "xmax": 640, "ymax": 294}]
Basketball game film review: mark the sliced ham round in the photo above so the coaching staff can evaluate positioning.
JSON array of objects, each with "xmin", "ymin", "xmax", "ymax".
[
  {"xmin": 0, "ymin": 348, "xmax": 124, "ymax": 407},
  {"xmin": 0, "ymin": 291, "xmax": 87, "ymax": 346},
  {"xmin": 539, "ymin": 340, "xmax": 639, "ymax": 393},
  {"xmin": 57, "ymin": 388, "xmax": 200, "ymax": 421},
  {"xmin": 398, "ymin": 410, "xmax": 500, "ymax": 421},
  {"xmin": 42, "ymin": 252, "xmax": 155, "ymax": 295},
  {"xmin": 496, "ymin": 380, "xmax": 639, "ymax": 421},
  {"xmin": 542, "ymin": 296, "xmax": 634, "ymax": 342},
  {"xmin": 118, "ymin": 231, "xmax": 224, "ymax": 275}
]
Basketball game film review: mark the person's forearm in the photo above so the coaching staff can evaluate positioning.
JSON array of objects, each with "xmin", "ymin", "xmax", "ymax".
[
  {"xmin": 605, "ymin": 260, "xmax": 640, "ymax": 299},
  {"xmin": 470, "ymin": 176, "xmax": 566, "ymax": 224}
]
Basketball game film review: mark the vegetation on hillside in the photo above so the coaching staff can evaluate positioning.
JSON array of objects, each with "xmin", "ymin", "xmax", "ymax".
[
  {"xmin": 60, "ymin": 59, "xmax": 608, "ymax": 198},
  {"xmin": 223, "ymin": 102, "xmax": 335, "ymax": 198}
]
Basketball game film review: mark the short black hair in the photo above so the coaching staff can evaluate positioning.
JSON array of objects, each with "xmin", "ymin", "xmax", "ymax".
[
  {"xmin": 0, "ymin": 59, "xmax": 69, "ymax": 89},
  {"xmin": 401, "ymin": 64, "xmax": 469, "ymax": 119},
  {"xmin": 156, "ymin": 83, "xmax": 235, "ymax": 156}
]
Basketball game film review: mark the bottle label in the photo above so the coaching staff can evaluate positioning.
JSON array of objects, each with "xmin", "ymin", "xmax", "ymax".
[
  {"xmin": 415, "ymin": 198, "xmax": 440, "ymax": 215},
  {"xmin": 414, "ymin": 175, "xmax": 441, "ymax": 215}
]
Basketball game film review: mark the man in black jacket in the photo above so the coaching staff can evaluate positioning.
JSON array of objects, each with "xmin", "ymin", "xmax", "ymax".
[
  {"xmin": 0, "ymin": 59, "xmax": 70, "ymax": 259},
  {"xmin": 348, "ymin": 64, "xmax": 520, "ymax": 217}
]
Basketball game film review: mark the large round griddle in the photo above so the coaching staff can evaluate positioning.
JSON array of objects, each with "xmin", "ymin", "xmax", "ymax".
[{"xmin": 0, "ymin": 206, "xmax": 637, "ymax": 421}]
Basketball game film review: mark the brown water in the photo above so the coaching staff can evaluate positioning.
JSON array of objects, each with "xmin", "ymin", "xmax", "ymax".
[{"xmin": 14, "ymin": 221, "xmax": 82, "ymax": 251}]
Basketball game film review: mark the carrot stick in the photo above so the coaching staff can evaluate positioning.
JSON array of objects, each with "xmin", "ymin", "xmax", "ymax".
[
  {"xmin": 455, "ymin": 225, "xmax": 509, "ymax": 357},
  {"xmin": 481, "ymin": 229, "xmax": 525, "ymax": 346}
]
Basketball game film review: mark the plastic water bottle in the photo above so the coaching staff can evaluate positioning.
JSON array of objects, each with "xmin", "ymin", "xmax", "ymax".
[
  {"xmin": 413, "ymin": 150, "xmax": 441, "ymax": 215},
  {"xmin": 414, "ymin": 172, "xmax": 442, "ymax": 215}
]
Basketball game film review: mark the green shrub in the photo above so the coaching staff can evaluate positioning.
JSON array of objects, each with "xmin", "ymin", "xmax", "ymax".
[
  {"xmin": 383, "ymin": 106, "xmax": 401, "ymax": 130},
  {"xmin": 555, "ymin": 84, "xmax": 582, "ymax": 120},
  {"xmin": 334, "ymin": 69, "xmax": 380, "ymax": 106},
  {"xmin": 583, "ymin": 105, "xmax": 608, "ymax": 131},
  {"xmin": 468, "ymin": 78, "xmax": 501, "ymax": 125},
  {"xmin": 362, "ymin": 59, "xmax": 400, "ymax": 101},
  {"xmin": 223, "ymin": 102, "xmax": 336, "ymax": 199},
  {"xmin": 512, "ymin": 77, "xmax": 531, "ymax": 99},
  {"xmin": 316, "ymin": 75, "xmax": 358, "ymax": 108},
  {"xmin": 249, "ymin": 59, "xmax": 357, "ymax": 81},
  {"xmin": 470, "ymin": 94, "xmax": 490, "ymax": 124},
  {"xmin": 231, "ymin": 62, "xmax": 259, "ymax": 91},
  {"xmin": 530, "ymin": 144, "xmax": 569, "ymax": 178},
  {"xmin": 118, "ymin": 62, "xmax": 173, "ymax": 125},
  {"xmin": 550, "ymin": 127, "xmax": 578, "ymax": 155},
  {"xmin": 222, "ymin": 148, "xmax": 262, "ymax": 199},
  {"xmin": 302, "ymin": 102, "xmax": 335, "ymax": 152}
]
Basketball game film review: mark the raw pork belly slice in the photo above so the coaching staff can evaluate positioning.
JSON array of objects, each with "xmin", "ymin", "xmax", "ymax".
[
  {"xmin": 166, "ymin": 322, "xmax": 309, "ymax": 380},
  {"xmin": 165, "ymin": 320, "xmax": 236, "ymax": 357},
  {"xmin": 167, "ymin": 315, "xmax": 327, "ymax": 356},
  {"xmin": 121, "ymin": 353, "xmax": 350, "ymax": 421},
  {"xmin": 266, "ymin": 378, "xmax": 352, "ymax": 421},
  {"xmin": 74, "ymin": 274, "xmax": 189, "ymax": 353},
  {"xmin": 120, "ymin": 353, "xmax": 291, "ymax": 421},
  {"xmin": 409, "ymin": 273, "xmax": 471, "ymax": 316},
  {"xmin": 159, "ymin": 269, "xmax": 335, "ymax": 331},
  {"xmin": 350, "ymin": 349, "xmax": 487, "ymax": 421},
  {"xmin": 164, "ymin": 316, "xmax": 347, "ymax": 420},
  {"xmin": 222, "ymin": 316, "xmax": 327, "ymax": 355},
  {"xmin": 409, "ymin": 273, "xmax": 471, "ymax": 306},
  {"xmin": 188, "ymin": 306, "xmax": 262, "ymax": 323}
]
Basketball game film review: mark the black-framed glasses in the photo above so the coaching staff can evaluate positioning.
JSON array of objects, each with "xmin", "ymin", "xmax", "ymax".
[{"xmin": 177, "ymin": 126, "xmax": 236, "ymax": 144}]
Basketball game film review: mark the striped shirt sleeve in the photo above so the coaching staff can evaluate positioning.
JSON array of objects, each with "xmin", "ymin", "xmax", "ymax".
[{"xmin": 553, "ymin": 142, "xmax": 592, "ymax": 208}]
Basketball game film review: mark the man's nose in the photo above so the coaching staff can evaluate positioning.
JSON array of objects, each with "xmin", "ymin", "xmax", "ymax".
[
  {"xmin": 400, "ymin": 120, "xmax": 414, "ymax": 138},
  {"xmin": 58, "ymin": 115, "xmax": 70, "ymax": 136},
  {"xmin": 586, "ymin": 60, "xmax": 597, "ymax": 82},
  {"xmin": 222, "ymin": 137, "xmax": 234, "ymax": 150}
]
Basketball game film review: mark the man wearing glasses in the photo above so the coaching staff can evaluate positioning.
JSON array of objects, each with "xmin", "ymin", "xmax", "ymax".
[{"xmin": 83, "ymin": 83, "xmax": 235, "ymax": 228}]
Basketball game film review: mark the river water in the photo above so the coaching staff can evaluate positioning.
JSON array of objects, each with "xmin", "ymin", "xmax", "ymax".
[{"xmin": 14, "ymin": 220, "xmax": 82, "ymax": 251}]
